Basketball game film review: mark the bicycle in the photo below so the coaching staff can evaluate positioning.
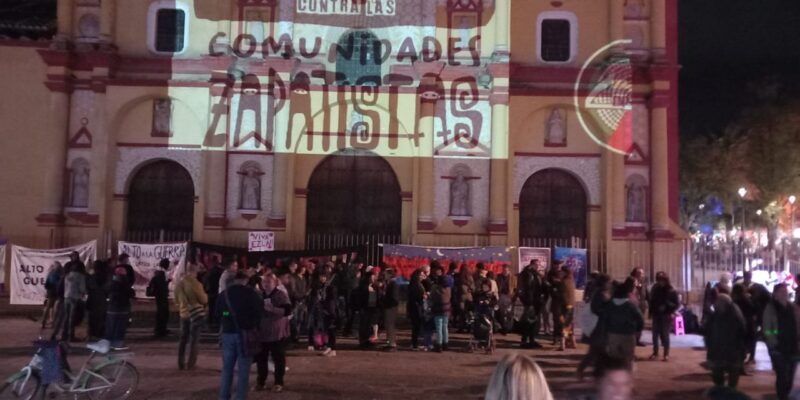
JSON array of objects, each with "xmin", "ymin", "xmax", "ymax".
[{"xmin": 0, "ymin": 339, "xmax": 138, "ymax": 400}]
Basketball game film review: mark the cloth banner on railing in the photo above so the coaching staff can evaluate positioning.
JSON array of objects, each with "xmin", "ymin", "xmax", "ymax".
[
  {"xmin": 10, "ymin": 241, "xmax": 97, "ymax": 305},
  {"xmin": 381, "ymin": 244, "xmax": 512, "ymax": 279},
  {"xmin": 554, "ymin": 247, "xmax": 588, "ymax": 289},
  {"xmin": 517, "ymin": 247, "xmax": 551, "ymax": 274},
  {"xmin": 189, "ymin": 242, "xmax": 362, "ymax": 270},
  {"xmin": 117, "ymin": 241, "xmax": 187, "ymax": 298}
]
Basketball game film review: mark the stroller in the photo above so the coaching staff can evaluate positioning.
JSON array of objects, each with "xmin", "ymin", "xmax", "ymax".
[{"xmin": 469, "ymin": 292, "xmax": 497, "ymax": 354}]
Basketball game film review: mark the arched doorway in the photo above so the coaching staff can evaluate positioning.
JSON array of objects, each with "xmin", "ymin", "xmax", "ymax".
[
  {"xmin": 519, "ymin": 169, "xmax": 587, "ymax": 246},
  {"xmin": 306, "ymin": 150, "xmax": 401, "ymax": 241},
  {"xmin": 126, "ymin": 160, "xmax": 195, "ymax": 242}
]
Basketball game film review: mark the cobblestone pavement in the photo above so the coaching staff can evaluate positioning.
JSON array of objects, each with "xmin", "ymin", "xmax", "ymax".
[{"xmin": 0, "ymin": 317, "xmax": 777, "ymax": 400}]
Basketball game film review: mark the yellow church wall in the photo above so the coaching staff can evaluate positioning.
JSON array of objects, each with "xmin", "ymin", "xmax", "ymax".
[
  {"xmin": 508, "ymin": 97, "xmax": 607, "ymax": 156},
  {"xmin": 0, "ymin": 45, "xmax": 54, "ymax": 250}
]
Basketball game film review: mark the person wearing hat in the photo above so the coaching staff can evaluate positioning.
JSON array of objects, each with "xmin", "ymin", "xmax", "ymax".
[{"xmin": 147, "ymin": 258, "xmax": 172, "ymax": 338}]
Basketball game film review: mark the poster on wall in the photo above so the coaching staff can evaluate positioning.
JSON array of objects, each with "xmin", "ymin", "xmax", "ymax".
[
  {"xmin": 117, "ymin": 241, "xmax": 187, "ymax": 298},
  {"xmin": 10, "ymin": 241, "xmax": 97, "ymax": 305},
  {"xmin": 517, "ymin": 247, "xmax": 551, "ymax": 274},
  {"xmin": 248, "ymin": 232, "xmax": 275, "ymax": 252},
  {"xmin": 381, "ymin": 244, "xmax": 512, "ymax": 279},
  {"xmin": 554, "ymin": 247, "xmax": 588, "ymax": 289}
]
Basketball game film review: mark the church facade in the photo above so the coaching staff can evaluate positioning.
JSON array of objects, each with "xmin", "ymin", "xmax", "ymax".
[{"xmin": 0, "ymin": 0, "xmax": 683, "ymax": 280}]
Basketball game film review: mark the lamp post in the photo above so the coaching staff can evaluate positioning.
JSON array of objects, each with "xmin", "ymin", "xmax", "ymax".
[{"xmin": 739, "ymin": 187, "xmax": 748, "ymax": 234}]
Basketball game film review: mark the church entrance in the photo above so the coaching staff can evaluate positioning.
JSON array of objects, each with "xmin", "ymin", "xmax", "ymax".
[
  {"xmin": 126, "ymin": 160, "xmax": 195, "ymax": 242},
  {"xmin": 306, "ymin": 150, "xmax": 401, "ymax": 247},
  {"xmin": 519, "ymin": 169, "xmax": 587, "ymax": 247}
]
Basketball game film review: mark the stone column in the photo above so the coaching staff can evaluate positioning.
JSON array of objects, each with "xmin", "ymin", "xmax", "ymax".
[
  {"xmin": 489, "ymin": 94, "xmax": 509, "ymax": 236},
  {"xmin": 57, "ymin": 0, "xmax": 74, "ymax": 39},
  {"xmin": 493, "ymin": 0, "xmax": 510, "ymax": 59},
  {"xmin": 650, "ymin": 95, "xmax": 670, "ymax": 231},
  {"xmin": 38, "ymin": 90, "xmax": 70, "ymax": 222},
  {"xmin": 99, "ymin": 0, "xmax": 116, "ymax": 45},
  {"xmin": 609, "ymin": 0, "xmax": 625, "ymax": 42},
  {"xmin": 269, "ymin": 96, "xmax": 291, "ymax": 229},
  {"xmin": 416, "ymin": 97, "xmax": 436, "ymax": 231},
  {"xmin": 611, "ymin": 152, "xmax": 627, "ymax": 232},
  {"xmin": 650, "ymin": 0, "xmax": 667, "ymax": 61}
]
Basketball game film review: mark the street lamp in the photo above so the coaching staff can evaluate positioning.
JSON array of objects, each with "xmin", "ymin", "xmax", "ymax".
[{"xmin": 739, "ymin": 187, "xmax": 748, "ymax": 234}]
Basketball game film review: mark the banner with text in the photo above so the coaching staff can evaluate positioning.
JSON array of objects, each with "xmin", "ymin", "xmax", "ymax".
[
  {"xmin": 10, "ymin": 241, "xmax": 96, "ymax": 305},
  {"xmin": 554, "ymin": 247, "xmax": 588, "ymax": 289},
  {"xmin": 248, "ymin": 232, "xmax": 275, "ymax": 252},
  {"xmin": 517, "ymin": 247, "xmax": 551, "ymax": 274},
  {"xmin": 381, "ymin": 244, "xmax": 512, "ymax": 279},
  {"xmin": 117, "ymin": 241, "xmax": 188, "ymax": 298}
]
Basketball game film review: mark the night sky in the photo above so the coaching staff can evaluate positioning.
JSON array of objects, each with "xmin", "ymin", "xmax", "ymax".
[{"xmin": 679, "ymin": 0, "xmax": 800, "ymax": 137}]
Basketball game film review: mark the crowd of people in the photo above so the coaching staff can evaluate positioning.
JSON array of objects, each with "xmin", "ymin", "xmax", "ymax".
[{"xmin": 37, "ymin": 251, "xmax": 798, "ymax": 400}]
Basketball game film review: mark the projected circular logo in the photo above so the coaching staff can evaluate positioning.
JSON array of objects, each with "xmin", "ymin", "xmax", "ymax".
[{"xmin": 574, "ymin": 40, "xmax": 634, "ymax": 155}]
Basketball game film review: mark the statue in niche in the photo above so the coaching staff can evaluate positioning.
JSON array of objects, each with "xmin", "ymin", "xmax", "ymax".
[
  {"xmin": 239, "ymin": 166, "xmax": 262, "ymax": 210},
  {"xmin": 152, "ymin": 98, "xmax": 172, "ymax": 136},
  {"xmin": 624, "ymin": 0, "xmax": 645, "ymax": 18},
  {"xmin": 626, "ymin": 183, "xmax": 646, "ymax": 222},
  {"xmin": 450, "ymin": 170, "xmax": 471, "ymax": 217},
  {"xmin": 546, "ymin": 108, "xmax": 566, "ymax": 145},
  {"xmin": 70, "ymin": 162, "xmax": 90, "ymax": 208}
]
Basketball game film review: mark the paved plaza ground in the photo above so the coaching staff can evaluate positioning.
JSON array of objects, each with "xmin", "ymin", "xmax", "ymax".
[{"xmin": 0, "ymin": 314, "xmax": 781, "ymax": 400}]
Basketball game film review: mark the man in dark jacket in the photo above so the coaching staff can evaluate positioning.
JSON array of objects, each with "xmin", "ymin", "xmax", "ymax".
[
  {"xmin": 649, "ymin": 272, "xmax": 679, "ymax": 361},
  {"xmin": 203, "ymin": 255, "xmax": 223, "ymax": 330},
  {"xmin": 518, "ymin": 259, "xmax": 546, "ymax": 349},
  {"xmin": 382, "ymin": 269, "xmax": 400, "ymax": 351},
  {"xmin": 148, "ymin": 258, "xmax": 171, "ymax": 338},
  {"xmin": 216, "ymin": 271, "xmax": 263, "ymax": 400},
  {"xmin": 601, "ymin": 282, "xmax": 644, "ymax": 367},
  {"xmin": 106, "ymin": 266, "xmax": 136, "ymax": 350}
]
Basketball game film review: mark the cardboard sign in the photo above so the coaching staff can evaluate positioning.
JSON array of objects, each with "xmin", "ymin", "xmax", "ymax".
[{"xmin": 248, "ymin": 231, "xmax": 275, "ymax": 252}]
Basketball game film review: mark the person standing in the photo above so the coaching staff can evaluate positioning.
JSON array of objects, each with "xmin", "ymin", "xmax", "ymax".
[
  {"xmin": 561, "ymin": 265, "xmax": 577, "ymax": 350},
  {"xmin": 705, "ymin": 293, "xmax": 746, "ymax": 390},
  {"xmin": 287, "ymin": 261, "xmax": 308, "ymax": 342},
  {"xmin": 254, "ymin": 273, "xmax": 291, "ymax": 392},
  {"xmin": 216, "ymin": 271, "xmax": 263, "ymax": 400},
  {"xmin": 174, "ymin": 262, "xmax": 208, "ymax": 370},
  {"xmin": 429, "ymin": 272, "xmax": 452, "ymax": 352},
  {"xmin": 455, "ymin": 265, "xmax": 475, "ymax": 333},
  {"xmin": 42, "ymin": 261, "xmax": 64, "ymax": 329},
  {"xmin": 307, "ymin": 269, "xmax": 338, "ymax": 356},
  {"xmin": 742, "ymin": 270, "xmax": 770, "ymax": 364},
  {"xmin": 203, "ymin": 255, "xmax": 223, "ymax": 330},
  {"xmin": 357, "ymin": 270, "xmax": 380, "ymax": 348},
  {"xmin": 763, "ymin": 283, "xmax": 798, "ymax": 400},
  {"xmin": 219, "ymin": 259, "xmax": 240, "ymax": 294},
  {"xmin": 86, "ymin": 260, "xmax": 110, "ymax": 340},
  {"xmin": 495, "ymin": 264, "xmax": 516, "ymax": 335},
  {"xmin": 382, "ymin": 268, "xmax": 400, "ymax": 351},
  {"xmin": 148, "ymin": 258, "xmax": 171, "ymax": 338},
  {"xmin": 105, "ymin": 266, "xmax": 136, "ymax": 350},
  {"xmin": 116, "ymin": 253, "xmax": 136, "ymax": 289},
  {"xmin": 601, "ymin": 282, "xmax": 644, "ymax": 367},
  {"xmin": 577, "ymin": 274, "xmax": 612, "ymax": 380},
  {"xmin": 731, "ymin": 283, "xmax": 757, "ymax": 367},
  {"xmin": 407, "ymin": 268, "xmax": 428, "ymax": 350},
  {"xmin": 548, "ymin": 265, "xmax": 568, "ymax": 350},
  {"xmin": 518, "ymin": 259, "xmax": 546, "ymax": 349},
  {"xmin": 649, "ymin": 272, "xmax": 679, "ymax": 361},
  {"xmin": 54, "ymin": 257, "xmax": 87, "ymax": 342},
  {"xmin": 627, "ymin": 268, "xmax": 649, "ymax": 347}
]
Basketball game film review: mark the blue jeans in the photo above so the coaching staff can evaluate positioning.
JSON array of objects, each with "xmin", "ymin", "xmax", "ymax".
[
  {"xmin": 105, "ymin": 310, "xmax": 129, "ymax": 348},
  {"xmin": 434, "ymin": 314, "xmax": 449, "ymax": 346},
  {"xmin": 219, "ymin": 333, "xmax": 252, "ymax": 400}
]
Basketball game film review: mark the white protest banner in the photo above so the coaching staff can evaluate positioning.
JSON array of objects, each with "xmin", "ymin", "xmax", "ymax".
[
  {"xmin": 517, "ymin": 247, "xmax": 551, "ymax": 274},
  {"xmin": 117, "ymin": 241, "xmax": 187, "ymax": 298},
  {"xmin": 10, "ymin": 241, "xmax": 97, "ymax": 305},
  {"xmin": 248, "ymin": 231, "xmax": 275, "ymax": 252}
]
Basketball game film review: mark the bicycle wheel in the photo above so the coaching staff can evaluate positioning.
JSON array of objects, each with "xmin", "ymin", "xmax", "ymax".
[
  {"xmin": 0, "ymin": 372, "xmax": 40, "ymax": 400},
  {"xmin": 85, "ymin": 363, "xmax": 138, "ymax": 400}
]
